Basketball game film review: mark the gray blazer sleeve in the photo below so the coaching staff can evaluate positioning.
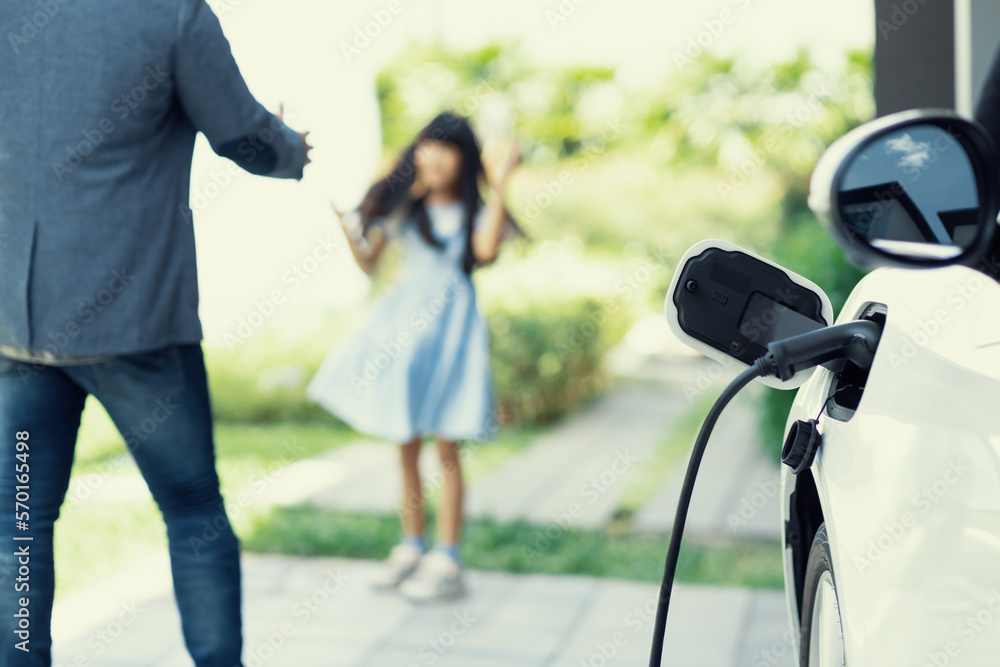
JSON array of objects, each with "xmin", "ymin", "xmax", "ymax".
[{"xmin": 172, "ymin": 0, "xmax": 306, "ymax": 180}]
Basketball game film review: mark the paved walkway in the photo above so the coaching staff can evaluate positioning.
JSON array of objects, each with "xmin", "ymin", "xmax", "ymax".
[
  {"xmin": 464, "ymin": 385, "xmax": 688, "ymax": 529},
  {"xmin": 631, "ymin": 400, "xmax": 783, "ymax": 540},
  {"xmin": 51, "ymin": 552, "xmax": 795, "ymax": 667},
  {"xmin": 606, "ymin": 318, "xmax": 785, "ymax": 539},
  {"xmin": 241, "ymin": 383, "xmax": 692, "ymax": 531}
]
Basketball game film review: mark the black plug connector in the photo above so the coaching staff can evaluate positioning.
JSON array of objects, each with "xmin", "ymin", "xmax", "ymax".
[{"xmin": 764, "ymin": 319, "xmax": 882, "ymax": 381}]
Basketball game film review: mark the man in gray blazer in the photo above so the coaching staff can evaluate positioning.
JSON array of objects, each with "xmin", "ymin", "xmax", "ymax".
[{"xmin": 0, "ymin": 1, "xmax": 312, "ymax": 664}]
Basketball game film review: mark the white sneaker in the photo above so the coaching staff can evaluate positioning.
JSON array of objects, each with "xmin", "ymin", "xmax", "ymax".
[
  {"xmin": 398, "ymin": 551, "xmax": 466, "ymax": 602},
  {"xmin": 371, "ymin": 543, "xmax": 425, "ymax": 590}
]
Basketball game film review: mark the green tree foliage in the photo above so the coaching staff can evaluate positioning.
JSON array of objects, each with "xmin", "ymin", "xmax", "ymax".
[
  {"xmin": 373, "ymin": 42, "xmax": 875, "ymax": 436},
  {"xmin": 376, "ymin": 42, "xmax": 620, "ymax": 160}
]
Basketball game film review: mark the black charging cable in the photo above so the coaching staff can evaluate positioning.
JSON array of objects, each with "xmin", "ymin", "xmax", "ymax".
[
  {"xmin": 647, "ymin": 320, "xmax": 881, "ymax": 667},
  {"xmin": 646, "ymin": 361, "xmax": 767, "ymax": 667}
]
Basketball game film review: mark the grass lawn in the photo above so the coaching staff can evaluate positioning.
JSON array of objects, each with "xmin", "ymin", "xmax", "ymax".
[{"xmin": 242, "ymin": 509, "xmax": 783, "ymax": 589}]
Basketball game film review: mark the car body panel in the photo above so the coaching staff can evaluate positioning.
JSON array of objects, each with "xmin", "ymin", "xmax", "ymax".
[{"xmin": 782, "ymin": 264, "xmax": 1000, "ymax": 666}]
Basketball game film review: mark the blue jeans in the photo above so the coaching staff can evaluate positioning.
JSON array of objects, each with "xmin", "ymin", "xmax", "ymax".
[{"xmin": 0, "ymin": 344, "xmax": 242, "ymax": 666}]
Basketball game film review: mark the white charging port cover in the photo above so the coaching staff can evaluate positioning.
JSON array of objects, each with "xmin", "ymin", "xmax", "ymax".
[{"xmin": 664, "ymin": 239, "xmax": 834, "ymax": 390}]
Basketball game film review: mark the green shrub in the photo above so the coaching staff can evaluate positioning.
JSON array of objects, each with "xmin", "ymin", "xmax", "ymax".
[
  {"xmin": 476, "ymin": 239, "xmax": 636, "ymax": 428},
  {"xmin": 204, "ymin": 285, "xmax": 630, "ymax": 429},
  {"xmin": 204, "ymin": 326, "xmax": 347, "ymax": 425},
  {"xmin": 488, "ymin": 295, "xmax": 624, "ymax": 427}
]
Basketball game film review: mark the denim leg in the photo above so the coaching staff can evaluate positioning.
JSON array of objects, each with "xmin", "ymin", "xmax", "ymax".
[
  {"xmin": 64, "ymin": 344, "xmax": 243, "ymax": 667},
  {"xmin": 0, "ymin": 359, "xmax": 86, "ymax": 667}
]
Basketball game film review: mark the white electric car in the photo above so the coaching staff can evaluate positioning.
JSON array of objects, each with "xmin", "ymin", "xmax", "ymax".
[
  {"xmin": 785, "ymin": 109, "xmax": 1000, "ymax": 667},
  {"xmin": 662, "ymin": 109, "xmax": 1000, "ymax": 667}
]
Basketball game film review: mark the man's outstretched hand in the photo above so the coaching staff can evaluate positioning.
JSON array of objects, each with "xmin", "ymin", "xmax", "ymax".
[{"xmin": 278, "ymin": 103, "xmax": 313, "ymax": 166}]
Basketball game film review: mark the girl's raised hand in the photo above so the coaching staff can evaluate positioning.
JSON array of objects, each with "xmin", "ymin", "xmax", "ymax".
[
  {"xmin": 498, "ymin": 141, "xmax": 522, "ymax": 181},
  {"xmin": 481, "ymin": 138, "xmax": 521, "ymax": 190}
]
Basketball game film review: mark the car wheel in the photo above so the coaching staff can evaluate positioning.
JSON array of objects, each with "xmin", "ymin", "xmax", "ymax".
[{"xmin": 799, "ymin": 523, "xmax": 846, "ymax": 666}]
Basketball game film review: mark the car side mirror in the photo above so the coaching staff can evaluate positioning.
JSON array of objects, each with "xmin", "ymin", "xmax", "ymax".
[
  {"xmin": 809, "ymin": 109, "xmax": 1000, "ymax": 270},
  {"xmin": 664, "ymin": 240, "xmax": 834, "ymax": 389}
]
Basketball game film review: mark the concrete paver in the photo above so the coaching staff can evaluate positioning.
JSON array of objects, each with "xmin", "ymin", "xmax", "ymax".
[
  {"xmin": 50, "ymin": 553, "xmax": 793, "ymax": 667},
  {"xmin": 631, "ymin": 400, "xmax": 783, "ymax": 541},
  {"xmin": 466, "ymin": 385, "xmax": 689, "ymax": 529}
]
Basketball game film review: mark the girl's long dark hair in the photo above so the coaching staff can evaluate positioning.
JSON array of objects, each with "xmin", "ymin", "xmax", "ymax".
[{"xmin": 357, "ymin": 111, "xmax": 523, "ymax": 274}]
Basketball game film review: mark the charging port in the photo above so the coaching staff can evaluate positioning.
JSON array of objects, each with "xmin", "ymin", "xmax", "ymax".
[{"xmin": 824, "ymin": 303, "xmax": 886, "ymax": 421}]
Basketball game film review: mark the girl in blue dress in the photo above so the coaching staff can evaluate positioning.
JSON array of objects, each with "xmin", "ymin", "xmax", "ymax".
[{"xmin": 306, "ymin": 112, "xmax": 521, "ymax": 600}]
